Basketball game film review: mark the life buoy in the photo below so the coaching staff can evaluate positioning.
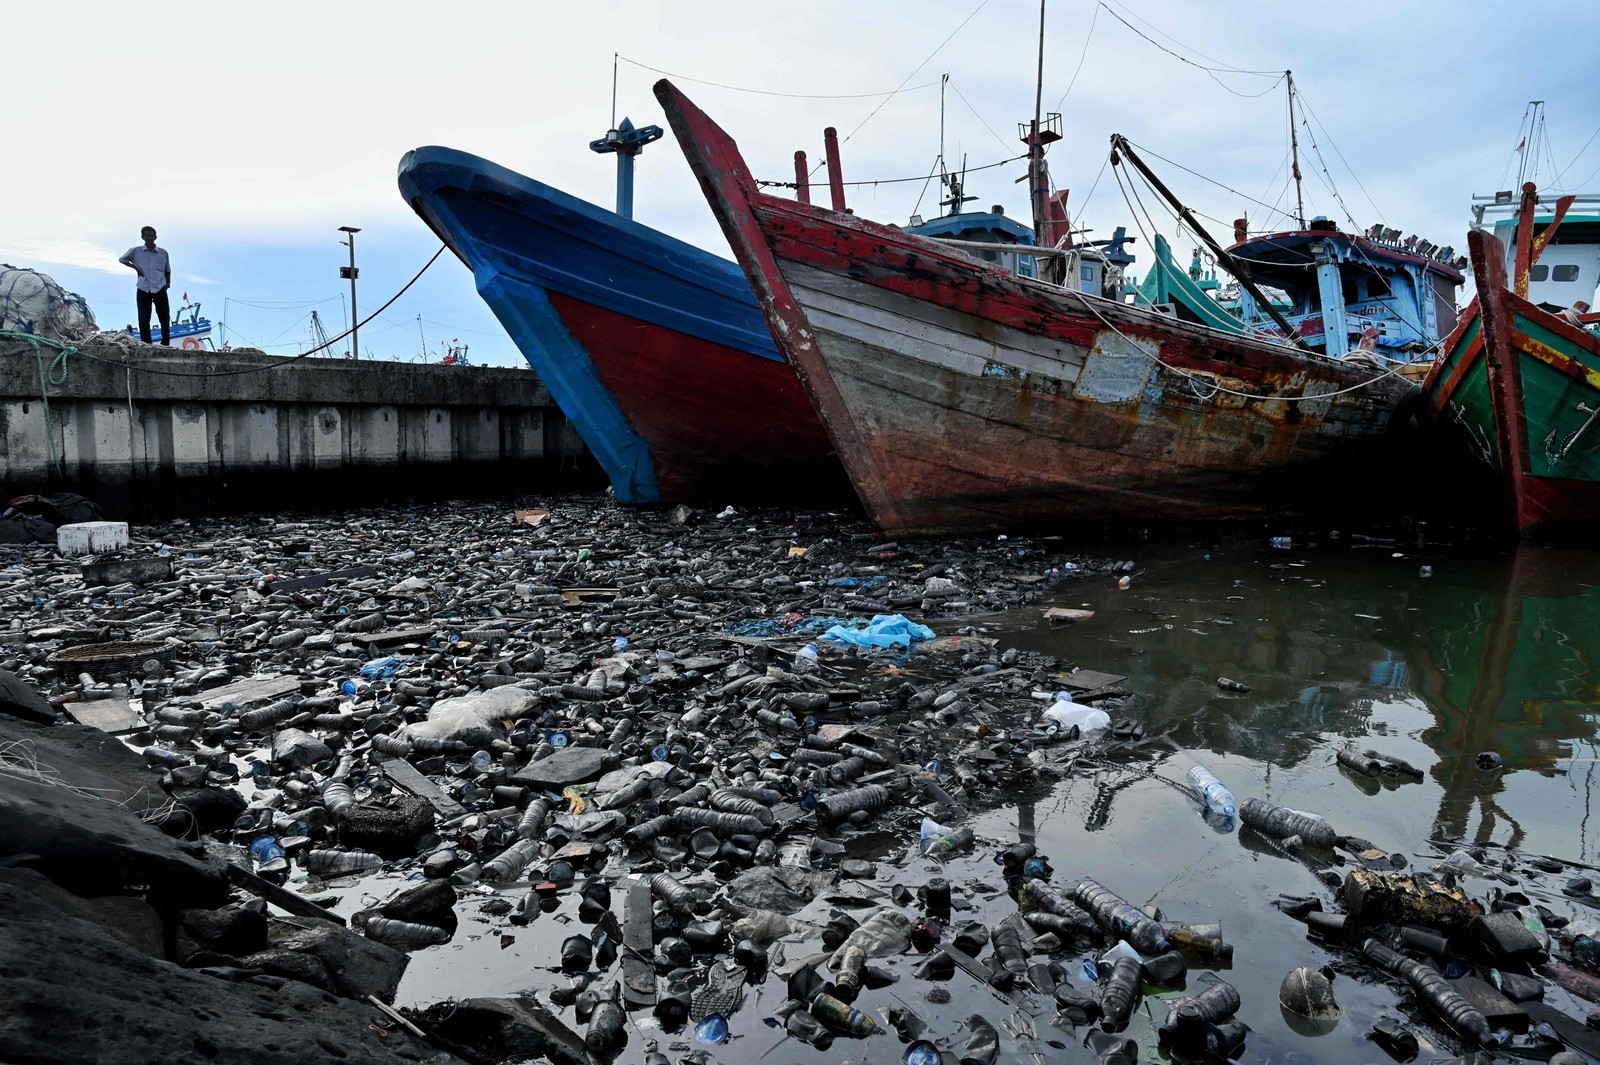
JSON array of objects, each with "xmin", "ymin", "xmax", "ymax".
[{"xmin": 181, "ymin": 337, "xmax": 201, "ymax": 350}]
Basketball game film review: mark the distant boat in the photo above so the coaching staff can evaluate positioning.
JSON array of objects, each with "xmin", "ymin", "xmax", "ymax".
[
  {"xmin": 1423, "ymin": 183, "xmax": 1600, "ymax": 535},
  {"xmin": 657, "ymin": 80, "xmax": 1423, "ymax": 536},
  {"xmin": 125, "ymin": 299, "xmax": 215, "ymax": 350},
  {"xmin": 397, "ymin": 145, "xmax": 1034, "ymax": 506}
]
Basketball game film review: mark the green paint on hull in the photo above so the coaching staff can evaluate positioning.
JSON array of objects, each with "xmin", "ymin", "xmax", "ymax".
[{"xmin": 1516, "ymin": 310, "xmax": 1600, "ymax": 480}]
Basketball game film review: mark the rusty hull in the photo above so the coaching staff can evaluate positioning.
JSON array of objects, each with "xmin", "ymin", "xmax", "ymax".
[{"xmin": 657, "ymin": 80, "xmax": 1421, "ymax": 536}]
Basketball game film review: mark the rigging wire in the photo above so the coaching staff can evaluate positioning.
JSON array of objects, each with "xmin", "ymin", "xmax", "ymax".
[
  {"xmin": 947, "ymin": 78, "xmax": 1013, "ymax": 154},
  {"xmin": 1095, "ymin": 1, "xmax": 1280, "ymax": 76},
  {"xmin": 1553, "ymin": 124, "xmax": 1600, "ymax": 187},
  {"xmin": 758, "ymin": 152, "xmax": 1024, "ymax": 190},
  {"xmin": 614, "ymin": 54, "xmax": 942, "ymax": 100},
  {"xmin": 1293, "ymin": 89, "xmax": 1385, "ymax": 224},
  {"xmin": 1051, "ymin": 0, "xmax": 1099, "ymax": 113},
  {"xmin": 837, "ymin": 0, "xmax": 990, "ymax": 146},
  {"xmin": 1121, "ymin": 140, "xmax": 1299, "ymax": 224}
]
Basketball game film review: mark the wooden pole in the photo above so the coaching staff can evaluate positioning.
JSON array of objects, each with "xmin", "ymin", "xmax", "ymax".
[
  {"xmin": 1111, "ymin": 134, "xmax": 1314, "ymax": 353},
  {"xmin": 823, "ymin": 127, "xmax": 846, "ymax": 212},
  {"xmin": 793, "ymin": 151, "xmax": 810, "ymax": 205}
]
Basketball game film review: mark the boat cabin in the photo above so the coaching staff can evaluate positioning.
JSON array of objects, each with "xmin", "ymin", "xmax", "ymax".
[
  {"xmin": 1474, "ymin": 191, "xmax": 1600, "ymax": 313},
  {"xmin": 1225, "ymin": 217, "xmax": 1466, "ymax": 360},
  {"xmin": 907, "ymin": 202, "xmax": 1039, "ymax": 279}
]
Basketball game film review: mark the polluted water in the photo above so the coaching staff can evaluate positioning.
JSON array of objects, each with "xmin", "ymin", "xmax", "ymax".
[{"xmin": 6, "ymin": 501, "xmax": 1600, "ymax": 1064}]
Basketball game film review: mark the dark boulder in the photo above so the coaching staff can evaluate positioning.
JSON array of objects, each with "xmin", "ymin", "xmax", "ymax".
[{"xmin": 0, "ymin": 667, "xmax": 54, "ymax": 724}]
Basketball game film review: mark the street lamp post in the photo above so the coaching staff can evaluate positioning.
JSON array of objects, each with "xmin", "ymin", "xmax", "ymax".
[{"xmin": 338, "ymin": 226, "xmax": 361, "ymax": 359}]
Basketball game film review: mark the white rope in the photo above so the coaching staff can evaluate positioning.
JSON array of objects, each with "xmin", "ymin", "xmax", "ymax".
[{"xmin": 1065, "ymin": 289, "xmax": 1413, "ymax": 403}]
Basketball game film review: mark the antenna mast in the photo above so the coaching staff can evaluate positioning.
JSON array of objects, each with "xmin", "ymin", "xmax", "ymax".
[
  {"xmin": 1030, "ymin": 0, "xmax": 1048, "ymax": 245},
  {"xmin": 1286, "ymin": 70, "xmax": 1306, "ymax": 229}
]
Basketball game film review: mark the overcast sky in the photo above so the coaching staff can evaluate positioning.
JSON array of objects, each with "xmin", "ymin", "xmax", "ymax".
[{"xmin": 4, "ymin": 0, "xmax": 1597, "ymax": 365}]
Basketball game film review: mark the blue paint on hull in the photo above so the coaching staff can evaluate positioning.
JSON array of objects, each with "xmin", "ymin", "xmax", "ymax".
[{"xmin": 397, "ymin": 146, "xmax": 780, "ymax": 504}]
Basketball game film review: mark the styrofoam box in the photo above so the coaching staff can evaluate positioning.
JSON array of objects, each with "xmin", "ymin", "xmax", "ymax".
[{"xmin": 57, "ymin": 521, "xmax": 129, "ymax": 558}]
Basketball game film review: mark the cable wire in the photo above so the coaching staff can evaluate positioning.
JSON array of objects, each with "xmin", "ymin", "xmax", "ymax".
[{"xmin": 615, "ymin": 54, "xmax": 942, "ymax": 100}]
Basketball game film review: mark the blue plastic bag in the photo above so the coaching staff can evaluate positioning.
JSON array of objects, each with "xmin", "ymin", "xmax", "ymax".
[{"xmin": 820, "ymin": 613, "xmax": 935, "ymax": 649}]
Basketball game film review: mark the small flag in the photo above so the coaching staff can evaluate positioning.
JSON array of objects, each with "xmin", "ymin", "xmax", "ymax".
[
  {"xmin": 1515, "ymin": 137, "xmax": 1526, "ymax": 152},
  {"xmin": 182, "ymin": 291, "xmax": 188, "ymax": 300}
]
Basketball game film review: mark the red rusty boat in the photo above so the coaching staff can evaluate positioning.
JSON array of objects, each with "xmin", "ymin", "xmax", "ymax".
[{"xmin": 656, "ymin": 80, "xmax": 1424, "ymax": 536}]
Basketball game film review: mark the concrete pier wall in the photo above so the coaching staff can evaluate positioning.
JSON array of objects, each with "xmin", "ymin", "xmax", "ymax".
[{"xmin": 0, "ymin": 341, "xmax": 588, "ymax": 518}]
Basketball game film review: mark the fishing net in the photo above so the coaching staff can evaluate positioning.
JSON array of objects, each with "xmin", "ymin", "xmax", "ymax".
[{"xmin": 0, "ymin": 265, "xmax": 96, "ymax": 340}]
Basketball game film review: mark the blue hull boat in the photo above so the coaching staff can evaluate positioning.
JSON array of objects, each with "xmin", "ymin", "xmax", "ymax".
[{"xmin": 397, "ymin": 146, "xmax": 840, "ymax": 504}]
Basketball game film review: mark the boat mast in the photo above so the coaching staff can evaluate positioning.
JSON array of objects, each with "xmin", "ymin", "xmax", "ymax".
[
  {"xmin": 1029, "ymin": 0, "xmax": 1048, "ymax": 246},
  {"xmin": 1111, "ymin": 134, "xmax": 1314, "ymax": 353},
  {"xmin": 1286, "ymin": 70, "xmax": 1306, "ymax": 229}
]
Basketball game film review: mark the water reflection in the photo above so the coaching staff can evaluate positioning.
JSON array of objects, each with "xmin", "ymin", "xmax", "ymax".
[
  {"xmin": 1007, "ymin": 541, "xmax": 1600, "ymax": 860},
  {"xmin": 1403, "ymin": 548, "xmax": 1600, "ymax": 854}
]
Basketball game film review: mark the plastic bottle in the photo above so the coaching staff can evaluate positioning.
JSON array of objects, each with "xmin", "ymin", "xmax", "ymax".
[
  {"xmin": 321, "ymin": 781, "xmax": 356, "ymax": 819},
  {"xmin": 1186, "ymin": 765, "xmax": 1237, "ymax": 818},
  {"xmin": 1238, "ymin": 798, "xmax": 1340, "ymax": 849},
  {"xmin": 834, "ymin": 944, "xmax": 867, "ymax": 1002},
  {"xmin": 363, "ymin": 917, "xmax": 451, "ymax": 949},
  {"xmin": 586, "ymin": 984, "xmax": 626, "ymax": 1051},
  {"xmin": 303, "ymin": 849, "xmax": 383, "ymax": 876},
  {"xmin": 651, "ymin": 872, "xmax": 699, "ymax": 914},
  {"xmin": 809, "ymin": 993, "xmax": 879, "ymax": 1035},
  {"xmin": 250, "ymin": 835, "xmax": 288, "ymax": 876},
  {"xmin": 1016, "ymin": 881, "xmax": 1098, "ymax": 934},
  {"xmin": 1071, "ymin": 879, "xmax": 1171, "ymax": 954},
  {"xmin": 1044, "ymin": 699, "xmax": 1111, "ymax": 735},
  {"xmin": 482, "ymin": 838, "xmax": 540, "ymax": 883},
  {"xmin": 1362, "ymin": 938, "xmax": 1491, "ymax": 1044},
  {"xmin": 1336, "ymin": 749, "xmax": 1384, "ymax": 777},
  {"xmin": 1098, "ymin": 956, "xmax": 1143, "ymax": 1029},
  {"xmin": 817, "ymin": 784, "xmax": 890, "ymax": 822},
  {"xmin": 517, "ymin": 797, "xmax": 552, "ymax": 841},
  {"xmin": 989, "ymin": 919, "xmax": 1029, "ymax": 987}
]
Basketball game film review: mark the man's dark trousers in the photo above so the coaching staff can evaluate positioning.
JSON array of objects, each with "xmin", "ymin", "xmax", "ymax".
[{"xmin": 137, "ymin": 288, "xmax": 170, "ymax": 344}]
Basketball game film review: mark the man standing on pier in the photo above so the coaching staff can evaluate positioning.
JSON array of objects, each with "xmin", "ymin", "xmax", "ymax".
[{"xmin": 118, "ymin": 226, "xmax": 171, "ymax": 345}]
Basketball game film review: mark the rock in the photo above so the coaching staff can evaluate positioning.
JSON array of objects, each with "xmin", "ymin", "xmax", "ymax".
[
  {"xmin": 0, "ymin": 878, "xmax": 457, "ymax": 1065},
  {"xmin": 1339, "ymin": 869, "xmax": 1484, "ymax": 932},
  {"xmin": 414, "ymin": 996, "xmax": 591, "ymax": 1065},
  {"xmin": 0, "ymin": 867, "xmax": 165, "ymax": 959},
  {"xmin": 169, "ymin": 784, "xmax": 248, "ymax": 835},
  {"xmin": 234, "ymin": 947, "xmax": 338, "ymax": 993},
  {"xmin": 0, "ymin": 731, "xmax": 227, "ymax": 908},
  {"xmin": 339, "ymin": 795, "xmax": 435, "ymax": 857},
  {"xmin": 380, "ymin": 879, "xmax": 458, "ymax": 929},
  {"xmin": 272, "ymin": 727, "xmax": 333, "ymax": 768},
  {"xmin": 179, "ymin": 899, "xmax": 270, "ymax": 958},
  {"xmin": 0, "ymin": 667, "xmax": 55, "ymax": 724},
  {"xmin": 259, "ymin": 914, "xmax": 409, "ymax": 1001},
  {"xmin": 510, "ymin": 746, "xmax": 618, "ymax": 791}
]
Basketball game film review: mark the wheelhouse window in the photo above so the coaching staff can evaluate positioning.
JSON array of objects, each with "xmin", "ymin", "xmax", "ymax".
[{"xmin": 1553, "ymin": 264, "xmax": 1581, "ymax": 282}]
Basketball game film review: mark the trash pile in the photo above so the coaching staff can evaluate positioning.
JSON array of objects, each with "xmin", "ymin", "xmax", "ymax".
[{"xmin": 4, "ymin": 497, "xmax": 1600, "ymax": 1065}]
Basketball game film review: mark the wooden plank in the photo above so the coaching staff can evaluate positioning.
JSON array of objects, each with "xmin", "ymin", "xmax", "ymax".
[
  {"xmin": 622, "ymin": 879, "xmax": 657, "ymax": 1008},
  {"xmin": 364, "ymin": 625, "xmax": 437, "ymax": 648},
  {"xmin": 1059, "ymin": 668, "xmax": 1126, "ymax": 691},
  {"xmin": 224, "ymin": 863, "xmax": 346, "ymax": 925},
  {"xmin": 267, "ymin": 565, "xmax": 377, "ymax": 594},
  {"xmin": 62, "ymin": 698, "xmax": 140, "ymax": 734},
  {"xmin": 198, "ymin": 674, "xmax": 300, "ymax": 710},
  {"xmin": 1044, "ymin": 607, "xmax": 1095, "ymax": 624},
  {"xmin": 382, "ymin": 759, "xmax": 467, "ymax": 819}
]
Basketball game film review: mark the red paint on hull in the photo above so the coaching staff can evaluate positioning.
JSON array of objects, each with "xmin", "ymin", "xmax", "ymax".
[
  {"xmin": 545, "ymin": 292, "xmax": 844, "ymax": 502},
  {"xmin": 657, "ymin": 79, "xmax": 1418, "ymax": 535}
]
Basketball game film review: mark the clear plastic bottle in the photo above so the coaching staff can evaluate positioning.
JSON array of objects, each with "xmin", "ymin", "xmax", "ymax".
[{"xmin": 1186, "ymin": 765, "xmax": 1237, "ymax": 819}]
